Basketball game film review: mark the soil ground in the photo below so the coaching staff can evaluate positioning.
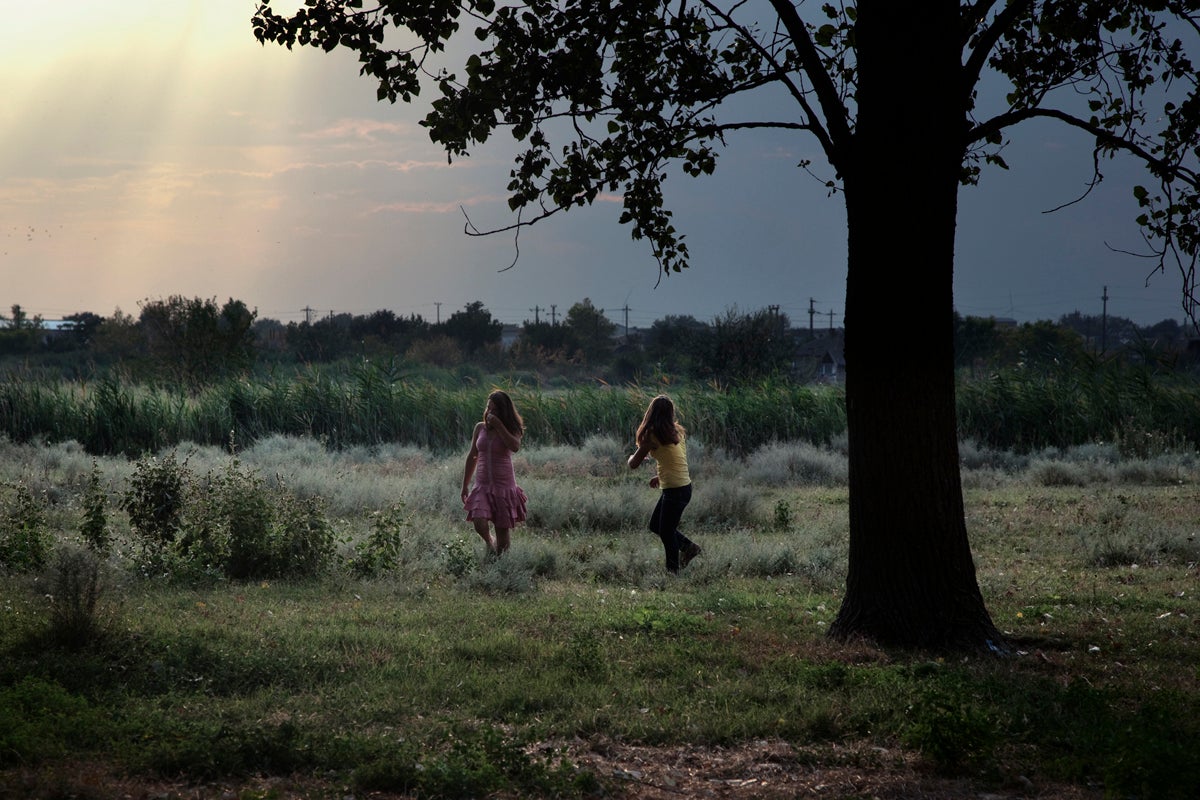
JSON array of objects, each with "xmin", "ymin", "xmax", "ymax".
[{"xmin": 1, "ymin": 739, "xmax": 1105, "ymax": 799}]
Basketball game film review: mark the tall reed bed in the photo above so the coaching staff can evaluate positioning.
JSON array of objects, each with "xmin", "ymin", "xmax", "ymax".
[
  {"xmin": 956, "ymin": 365, "xmax": 1200, "ymax": 452},
  {"xmin": 2, "ymin": 360, "xmax": 1198, "ymax": 458},
  {"xmin": 0, "ymin": 367, "xmax": 848, "ymax": 456}
]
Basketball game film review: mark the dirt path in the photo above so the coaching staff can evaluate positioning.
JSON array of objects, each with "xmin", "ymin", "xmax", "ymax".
[{"xmin": 2, "ymin": 739, "xmax": 1105, "ymax": 799}]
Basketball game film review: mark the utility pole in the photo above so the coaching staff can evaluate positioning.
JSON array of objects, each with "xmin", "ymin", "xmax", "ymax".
[
  {"xmin": 622, "ymin": 304, "xmax": 630, "ymax": 340},
  {"xmin": 530, "ymin": 305, "xmax": 541, "ymax": 324},
  {"xmin": 434, "ymin": 302, "xmax": 442, "ymax": 324},
  {"xmin": 549, "ymin": 304, "xmax": 558, "ymax": 325},
  {"xmin": 1101, "ymin": 285, "xmax": 1108, "ymax": 354},
  {"xmin": 828, "ymin": 310, "xmax": 835, "ymax": 330},
  {"xmin": 304, "ymin": 306, "xmax": 313, "ymax": 324},
  {"xmin": 808, "ymin": 298, "xmax": 816, "ymax": 337}
]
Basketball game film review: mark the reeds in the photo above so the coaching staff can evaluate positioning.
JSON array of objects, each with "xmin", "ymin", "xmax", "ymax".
[{"xmin": 0, "ymin": 360, "xmax": 1196, "ymax": 457}]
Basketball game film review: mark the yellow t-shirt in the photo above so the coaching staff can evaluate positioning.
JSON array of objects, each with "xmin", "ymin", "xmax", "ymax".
[{"xmin": 650, "ymin": 436, "xmax": 691, "ymax": 489}]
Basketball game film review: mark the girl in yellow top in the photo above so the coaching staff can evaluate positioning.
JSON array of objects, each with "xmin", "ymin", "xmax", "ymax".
[{"xmin": 628, "ymin": 395, "xmax": 701, "ymax": 573}]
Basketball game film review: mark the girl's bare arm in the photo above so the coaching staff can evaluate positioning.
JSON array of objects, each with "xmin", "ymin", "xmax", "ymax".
[
  {"xmin": 462, "ymin": 422, "xmax": 484, "ymax": 497},
  {"xmin": 488, "ymin": 414, "xmax": 523, "ymax": 452},
  {"xmin": 628, "ymin": 442, "xmax": 651, "ymax": 470}
]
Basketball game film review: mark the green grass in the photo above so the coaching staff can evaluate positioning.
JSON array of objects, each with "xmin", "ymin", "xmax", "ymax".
[{"xmin": 2, "ymin": 436, "xmax": 1200, "ymax": 798}]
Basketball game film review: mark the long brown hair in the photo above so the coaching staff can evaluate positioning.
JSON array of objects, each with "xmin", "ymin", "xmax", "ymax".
[
  {"xmin": 636, "ymin": 394, "xmax": 684, "ymax": 448},
  {"xmin": 485, "ymin": 389, "xmax": 524, "ymax": 435}
]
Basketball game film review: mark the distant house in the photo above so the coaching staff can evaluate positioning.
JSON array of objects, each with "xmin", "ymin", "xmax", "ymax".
[
  {"xmin": 794, "ymin": 330, "xmax": 845, "ymax": 383},
  {"xmin": 0, "ymin": 318, "xmax": 71, "ymax": 348}
]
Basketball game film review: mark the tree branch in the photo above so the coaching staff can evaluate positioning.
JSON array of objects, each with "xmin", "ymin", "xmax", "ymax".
[
  {"xmin": 968, "ymin": 106, "xmax": 1200, "ymax": 187},
  {"xmin": 962, "ymin": 0, "xmax": 1036, "ymax": 108},
  {"xmin": 691, "ymin": 0, "xmax": 835, "ymax": 158},
  {"xmin": 764, "ymin": 0, "xmax": 853, "ymax": 168}
]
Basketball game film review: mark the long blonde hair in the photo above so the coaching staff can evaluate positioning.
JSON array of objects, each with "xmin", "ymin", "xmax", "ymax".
[{"xmin": 636, "ymin": 395, "xmax": 684, "ymax": 448}]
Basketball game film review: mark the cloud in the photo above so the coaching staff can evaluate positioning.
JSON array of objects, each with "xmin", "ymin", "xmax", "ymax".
[
  {"xmin": 304, "ymin": 117, "xmax": 419, "ymax": 142},
  {"xmin": 369, "ymin": 193, "xmax": 507, "ymax": 215}
]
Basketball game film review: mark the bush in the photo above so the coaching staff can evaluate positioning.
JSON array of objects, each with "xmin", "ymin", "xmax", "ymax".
[
  {"xmin": 79, "ymin": 460, "xmax": 111, "ymax": 555},
  {"xmin": 208, "ymin": 459, "xmax": 276, "ymax": 580},
  {"xmin": 121, "ymin": 451, "xmax": 336, "ymax": 582},
  {"xmin": 902, "ymin": 690, "xmax": 1000, "ymax": 774},
  {"xmin": 743, "ymin": 441, "xmax": 848, "ymax": 487},
  {"xmin": 349, "ymin": 502, "xmax": 410, "ymax": 578},
  {"xmin": 271, "ymin": 491, "xmax": 336, "ymax": 578},
  {"xmin": 0, "ymin": 677, "xmax": 97, "ymax": 768},
  {"xmin": 0, "ymin": 481, "xmax": 50, "ymax": 572},
  {"xmin": 46, "ymin": 547, "xmax": 106, "ymax": 649},
  {"xmin": 121, "ymin": 451, "xmax": 189, "ymax": 553}
]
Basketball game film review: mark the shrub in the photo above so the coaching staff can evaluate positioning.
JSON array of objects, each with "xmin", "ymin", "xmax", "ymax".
[
  {"xmin": 45, "ymin": 547, "xmax": 106, "ymax": 649},
  {"xmin": 79, "ymin": 460, "xmax": 111, "ymax": 555},
  {"xmin": 189, "ymin": 462, "xmax": 336, "ymax": 581},
  {"xmin": 444, "ymin": 536, "xmax": 476, "ymax": 578},
  {"xmin": 121, "ymin": 451, "xmax": 189, "ymax": 553},
  {"xmin": 349, "ymin": 502, "xmax": 410, "ymax": 578},
  {"xmin": 0, "ymin": 677, "xmax": 96, "ymax": 767},
  {"xmin": 0, "ymin": 481, "xmax": 50, "ymax": 572},
  {"xmin": 773, "ymin": 498, "xmax": 793, "ymax": 531},
  {"xmin": 271, "ymin": 491, "xmax": 336, "ymax": 578},
  {"xmin": 691, "ymin": 478, "xmax": 760, "ymax": 528},
  {"xmin": 743, "ymin": 441, "xmax": 848, "ymax": 487},
  {"xmin": 121, "ymin": 451, "xmax": 336, "ymax": 582},
  {"xmin": 209, "ymin": 459, "xmax": 276, "ymax": 580},
  {"xmin": 902, "ymin": 690, "xmax": 1000, "ymax": 774}
]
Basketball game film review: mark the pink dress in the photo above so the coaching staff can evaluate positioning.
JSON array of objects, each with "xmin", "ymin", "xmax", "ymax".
[{"xmin": 464, "ymin": 426, "xmax": 528, "ymax": 527}]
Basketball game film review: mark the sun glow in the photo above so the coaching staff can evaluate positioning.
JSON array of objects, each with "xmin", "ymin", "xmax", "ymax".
[{"xmin": 0, "ymin": 0, "xmax": 397, "ymax": 314}]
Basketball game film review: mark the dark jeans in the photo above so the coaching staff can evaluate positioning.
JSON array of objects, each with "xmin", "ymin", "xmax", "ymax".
[{"xmin": 648, "ymin": 483, "xmax": 695, "ymax": 572}]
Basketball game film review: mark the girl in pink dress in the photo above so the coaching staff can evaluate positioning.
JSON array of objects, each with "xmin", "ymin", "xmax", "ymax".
[{"xmin": 461, "ymin": 390, "xmax": 528, "ymax": 556}]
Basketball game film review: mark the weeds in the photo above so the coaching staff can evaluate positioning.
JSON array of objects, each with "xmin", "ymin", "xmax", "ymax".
[
  {"xmin": 349, "ymin": 502, "xmax": 411, "ymax": 577},
  {"xmin": 121, "ymin": 451, "xmax": 188, "ymax": 555},
  {"xmin": 0, "ymin": 482, "xmax": 50, "ymax": 572},
  {"xmin": 79, "ymin": 461, "xmax": 110, "ymax": 555},
  {"xmin": 2, "ymin": 431, "xmax": 1200, "ymax": 798},
  {"xmin": 45, "ymin": 547, "xmax": 105, "ymax": 649},
  {"xmin": 444, "ymin": 536, "xmax": 476, "ymax": 577}
]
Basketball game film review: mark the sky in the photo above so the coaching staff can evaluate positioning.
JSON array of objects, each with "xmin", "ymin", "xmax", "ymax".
[{"xmin": 2, "ymin": 1, "xmax": 1194, "ymax": 331}]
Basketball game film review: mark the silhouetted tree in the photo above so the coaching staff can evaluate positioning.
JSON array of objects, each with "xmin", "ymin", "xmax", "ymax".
[
  {"xmin": 62, "ymin": 312, "xmax": 105, "ymax": 347},
  {"xmin": 643, "ymin": 314, "xmax": 712, "ymax": 377},
  {"xmin": 1000, "ymin": 321, "xmax": 1089, "ymax": 368},
  {"xmin": 513, "ymin": 319, "xmax": 575, "ymax": 368},
  {"xmin": 255, "ymin": 1, "xmax": 1200, "ymax": 649},
  {"xmin": 286, "ymin": 313, "xmax": 356, "ymax": 362},
  {"xmin": 91, "ymin": 308, "xmax": 140, "ymax": 363},
  {"xmin": 954, "ymin": 313, "xmax": 1002, "ymax": 373},
  {"xmin": 349, "ymin": 309, "xmax": 430, "ymax": 355},
  {"xmin": 439, "ymin": 301, "xmax": 502, "ymax": 354},
  {"xmin": 139, "ymin": 296, "xmax": 257, "ymax": 384},
  {"xmin": 0, "ymin": 304, "xmax": 42, "ymax": 355},
  {"xmin": 563, "ymin": 298, "xmax": 617, "ymax": 364},
  {"xmin": 709, "ymin": 307, "xmax": 793, "ymax": 382}
]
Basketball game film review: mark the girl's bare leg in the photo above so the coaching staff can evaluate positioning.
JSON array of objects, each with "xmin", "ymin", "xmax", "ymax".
[
  {"xmin": 494, "ymin": 526, "xmax": 511, "ymax": 555},
  {"xmin": 472, "ymin": 519, "xmax": 496, "ymax": 553}
]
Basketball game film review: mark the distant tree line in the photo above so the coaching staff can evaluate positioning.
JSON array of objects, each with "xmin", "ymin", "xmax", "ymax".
[
  {"xmin": 0, "ymin": 297, "xmax": 1194, "ymax": 387},
  {"xmin": 953, "ymin": 311, "xmax": 1193, "ymax": 374}
]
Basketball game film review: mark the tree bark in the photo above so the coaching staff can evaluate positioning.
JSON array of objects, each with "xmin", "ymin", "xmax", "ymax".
[{"xmin": 829, "ymin": 1, "xmax": 1004, "ymax": 650}]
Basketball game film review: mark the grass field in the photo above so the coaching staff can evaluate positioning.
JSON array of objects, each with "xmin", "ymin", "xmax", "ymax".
[{"xmin": 1, "ymin": 433, "xmax": 1199, "ymax": 799}]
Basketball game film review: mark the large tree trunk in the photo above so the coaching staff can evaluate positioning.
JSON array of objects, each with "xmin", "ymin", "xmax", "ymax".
[{"xmin": 828, "ymin": 2, "xmax": 1004, "ymax": 650}]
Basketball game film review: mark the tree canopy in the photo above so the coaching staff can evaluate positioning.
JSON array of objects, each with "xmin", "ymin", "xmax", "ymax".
[
  {"xmin": 255, "ymin": 1, "xmax": 1200, "ymax": 310},
  {"xmin": 253, "ymin": 1, "xmax": 1200, "ymax": 649}
]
